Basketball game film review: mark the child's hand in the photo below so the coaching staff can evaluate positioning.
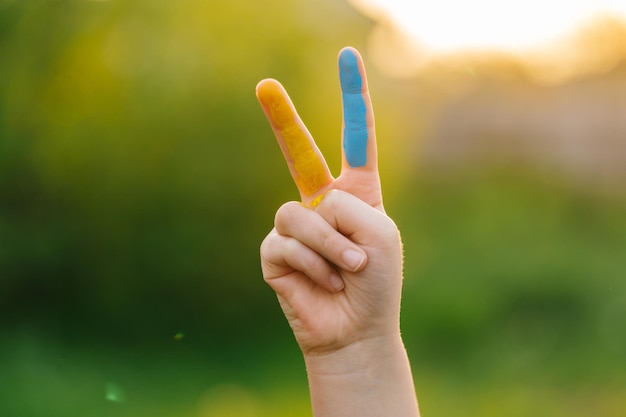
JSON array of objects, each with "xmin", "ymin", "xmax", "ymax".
[
  {"xmin": 260, "ymin": 189, "xmax": 402, "ymax": 355},
  {"xmin": 257, "ymin": 47, "xmax": 419, "ymax": 417},
  {"xmin": 257, "ymin": 47, "xmax": 402, "ymax": 355}
]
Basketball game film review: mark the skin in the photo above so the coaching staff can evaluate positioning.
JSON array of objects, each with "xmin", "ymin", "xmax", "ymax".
[
  {"xmin": 255, "ymin": 79, "xmax": 332, "ymax": 202},
  {"xmin": 257, "ymin": 47, "xmax": 420, "ymax": 417},
  {"xmin": 256, "ymin": 47, "xmax": 381, "ymax": 208}
]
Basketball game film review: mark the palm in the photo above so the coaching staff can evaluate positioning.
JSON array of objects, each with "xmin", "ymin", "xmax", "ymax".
[
  {"xmin": 278, "ymin": 245, "xmax": 399, "ymax": 353},
  {"xmin": 276, "ymin": 271, "xmax": 364, "ymax": 352}
]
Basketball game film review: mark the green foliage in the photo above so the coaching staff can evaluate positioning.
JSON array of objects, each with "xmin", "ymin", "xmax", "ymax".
[
  {"xmin": 0, "ymin": 0, "xmax": 370, "ymax": 342},
  {"xmin": 1, "ymin": 1, "xmax": 625, "ymax": 416}
]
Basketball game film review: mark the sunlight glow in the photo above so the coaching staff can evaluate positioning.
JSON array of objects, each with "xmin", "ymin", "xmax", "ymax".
[
  {"xmin": 349, "ymin": 0, "xmax": 626, "ymax": 80},
  {"xmin": 354, "ymin": 0, "xmax": 626, "ymax": 52}
]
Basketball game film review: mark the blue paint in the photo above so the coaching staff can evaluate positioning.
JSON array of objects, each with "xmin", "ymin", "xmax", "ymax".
[{"xmin": 339, "ymin": 49, "xmax": 368, "ymax": 167}]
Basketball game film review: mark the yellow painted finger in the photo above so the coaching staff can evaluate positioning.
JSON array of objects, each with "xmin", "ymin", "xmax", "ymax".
[{"xmin": 256, "ymin": 79, "xmax": 333, "ymax": 206}]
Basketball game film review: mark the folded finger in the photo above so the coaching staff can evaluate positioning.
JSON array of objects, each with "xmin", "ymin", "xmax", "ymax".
[
  {"xmin": 261, "ymin": 229, "xmax": 344, "ymax": 293},
  {"xmin": 274, "ymin": 201, "xmax": 368, "ymax": 273}
]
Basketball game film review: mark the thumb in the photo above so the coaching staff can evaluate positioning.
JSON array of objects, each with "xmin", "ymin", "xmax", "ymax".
[{"xmin": 315, "ymin": 189, "xmax": 398, "ymax": 249}]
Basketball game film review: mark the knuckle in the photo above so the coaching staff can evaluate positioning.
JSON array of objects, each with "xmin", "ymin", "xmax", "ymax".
[
  {"xmin": 317, "ymin": 189, "xmax": 342, "ymax": 212},
  {"xmin": 379, "ymin": 215, "xmax": 401, "ymax": 242},
  {"xmin": 274, "ymin": 201, "xmax": 302, "ymax": 232},
  {"xmin": 259, "ymin": 231, "xmax": 276, "ymax": 257}
]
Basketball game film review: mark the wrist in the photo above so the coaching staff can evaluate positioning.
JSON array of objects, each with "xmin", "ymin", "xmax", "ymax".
[
  {"xmin": 303, "ymin": 332, "xmax": 406, "ymax": 377},
  {"xmin": 303, "ymin": 332, "xmax": 420, "ymax": 417}
]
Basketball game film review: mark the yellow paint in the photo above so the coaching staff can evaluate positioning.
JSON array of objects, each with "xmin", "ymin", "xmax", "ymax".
[
  {"xmin": 258, "ymin": 80, "xmax": 330, "ymax": 197},
  {"xmin": 309, "ymin": 193, "xmax": 325, "ymax": 207}
]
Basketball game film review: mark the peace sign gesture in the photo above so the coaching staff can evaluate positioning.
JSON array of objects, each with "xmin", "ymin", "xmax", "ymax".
[
  {"xmin": 257, "ymin": 48, "xmax": 418, "ymax": 416},
  {"xmin": 256, "ymin": 47, "xmax": 383, "ymax": 210}
]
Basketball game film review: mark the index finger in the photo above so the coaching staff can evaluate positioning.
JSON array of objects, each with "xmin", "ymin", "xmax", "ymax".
[{"xmin": 256, "ymin": 79, "xmax": 333, "ymax": 207}]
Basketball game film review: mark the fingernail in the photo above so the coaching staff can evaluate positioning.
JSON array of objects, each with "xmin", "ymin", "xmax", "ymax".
[
  {"xmin": 330, "ymin": 272, "xmax": 345, "ymax": 292},
  {"xmin": 342, "ymin": 249, "xmax": 366, "ymax": 272}
]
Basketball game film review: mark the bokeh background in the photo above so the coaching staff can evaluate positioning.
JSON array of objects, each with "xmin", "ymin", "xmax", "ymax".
[{"xmin": 1, "ymin": 0, "xmax": 625, "ymax": 416}]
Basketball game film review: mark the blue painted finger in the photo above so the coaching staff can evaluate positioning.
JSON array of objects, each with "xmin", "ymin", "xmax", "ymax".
[{"xmin": 339, "ymin": 49, "xmax": 368, "ymax": 168}]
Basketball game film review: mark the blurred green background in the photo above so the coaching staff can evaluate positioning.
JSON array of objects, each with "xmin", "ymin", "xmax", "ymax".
[{"xmin": 1, "ymin": 0, "xmax": 625, "ymax": 416}]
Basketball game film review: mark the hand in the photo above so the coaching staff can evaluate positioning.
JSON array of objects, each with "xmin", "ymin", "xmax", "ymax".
[
  {"xmin": 256, "ymin": 47, "xmax": 402, "ymax": 355},
  {"xmin": 257, "ymin": 47, "xmax": 419, "ymax": 417}
]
